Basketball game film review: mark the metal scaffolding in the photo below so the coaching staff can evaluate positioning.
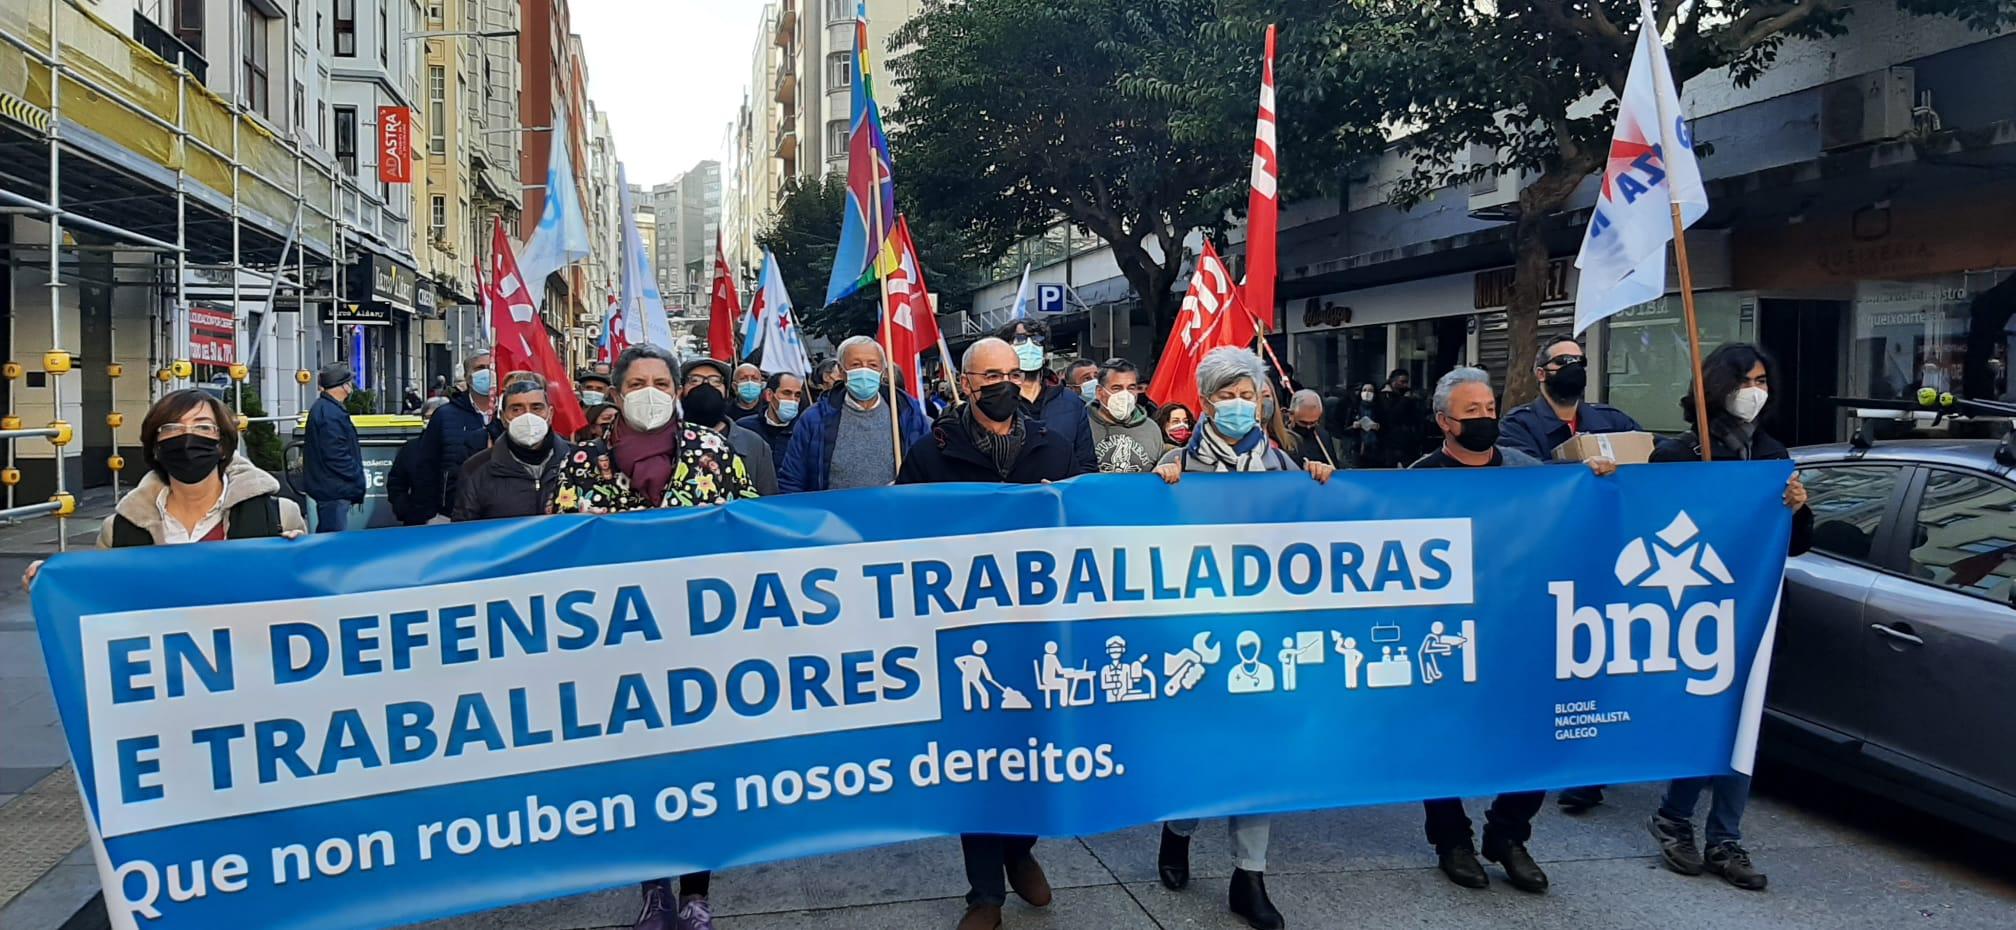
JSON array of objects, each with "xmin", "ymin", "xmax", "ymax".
[{"xmin": 0, "ymin": 0, "xmax": 346, "ymax": 548}]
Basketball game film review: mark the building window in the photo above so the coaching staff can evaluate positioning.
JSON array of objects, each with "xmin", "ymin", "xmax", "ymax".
[
  {"xmin": 430, "ymin": 195, "xmax": 447, "ymax": 238},
  {"xmin": 827, "ymin": 0, "xmax": 856, "ymax": 22},
  {"xmin": 334, "ymin": 105, "xmax": 358, "ymax": 176},
  {"xmin": 826, "ymin": 119, "xmax": 848, "ymax": 160},
  {"xmin": 428, "ymin": 65, "xmax": 446, "ymax": 155},
  {"xmin": 291, "ymin": 81, "xmax": 303, "ymax": 132},
  {"xmin": 828, "ymin": 51, "xmax": 852, "ymax": 89},
  {"xmin": 334, "ymin": 0, "xmax": 355, "ymax": 56},
  {"xmin": 427, "ymin": 3, "xmax": 443, "ymax": 27},
  {"xmin": 316, "ymin": 99, "xmax": 326, "ymax": 148},
  {"xmin": 174, "ymin": 0, "xmax": 205, "ymax": 55},
  {"xmin": 378, "ymin": 3, "xmax": 388, "ymax": 67},
  {"xmin": 242, "ymin": 5, "xmax": 271, "ymax": 118}
]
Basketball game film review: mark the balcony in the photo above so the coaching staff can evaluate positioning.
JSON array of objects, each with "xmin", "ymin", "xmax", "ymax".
[
  {"xmin": 774, "ymin": 1, "xmax": 797, "ymax": 47},
  {"xmin": 773, "ymin": 67, "xmax": 797, "ymax": 106},
  {"xmin": 773, "ymin": 122, "xmax": 798, "ymax": 160}
]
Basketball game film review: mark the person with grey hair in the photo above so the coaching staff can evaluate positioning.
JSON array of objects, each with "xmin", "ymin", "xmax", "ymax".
[
  {"xmin": 392, "ymin": 350, "xmax": 497, "ymax": 523},
  {"xmin": 1147, "ymin": 347, "xmax": 1325, "ymax": 930},
  {"xmin": 1499, "ymin": 334, "xmax": 1642, "ymax": 464},
  {"xmin": 1285, "ymin": 388, "xmax": 1339, "ymax": 468},
  {"xmin": 729, "ymin": 361, "xmax": 767, "ymax": 419},
  {"xmin": 1405, "ymin": 364, "xmax": 1554, "ymax": 894},
  {"xmin": 778, "ymin": 335, "xmax": 931, "ymax": 492}
]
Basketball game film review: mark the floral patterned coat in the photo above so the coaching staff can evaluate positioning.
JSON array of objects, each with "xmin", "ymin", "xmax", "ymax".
[{"xmin": 550, "ymin": 424, "xmax": 759, "ymax": 513}]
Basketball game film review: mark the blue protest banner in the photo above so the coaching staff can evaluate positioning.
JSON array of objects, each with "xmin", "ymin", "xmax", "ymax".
[{"xmin": 32, "ymin": 463, "xmax": 1792, "ymax": 930}]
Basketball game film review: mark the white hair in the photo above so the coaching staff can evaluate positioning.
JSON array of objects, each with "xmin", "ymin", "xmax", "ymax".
[
  {"xmin": 1432, "ymin": 366, "xmax": 1492, "ymax": 416},
  {"xmin": 1195, "ymin": 346, "xmax": 1267, "ymax": 399},
  {"xmin": 1291, "ymin": 389, "xmax": 1323, "ymax": 413},
  {"xmin": 837, "ymin": 334, "xmax": 885, "ymax": 365}
]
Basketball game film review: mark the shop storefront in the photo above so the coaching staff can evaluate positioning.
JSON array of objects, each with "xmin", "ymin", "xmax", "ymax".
[{"xmin": 341, "ymin": 251, "xmax": 421, "ymax": 411}]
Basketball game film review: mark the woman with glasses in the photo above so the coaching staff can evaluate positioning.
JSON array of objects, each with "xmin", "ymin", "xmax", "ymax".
[
  {"xmin": 22, "ymin": 390, "xmax": 306, "ymax": 587},
  {"xmin": 996, "ymin": 319, "xmax": 1097, "ymax": 475}
]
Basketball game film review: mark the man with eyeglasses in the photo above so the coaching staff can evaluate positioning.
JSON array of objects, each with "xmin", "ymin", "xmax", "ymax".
[
  {"xmin": 996, "ymin": 319, "xmax": 1097, "ymax": 475},
  {"xmin": 1499, "ymin": 336, "xmax": 1642, "ymax": 466},
  {"xmin": 897, "ymin": 338, "xmax": 1076, "ymax": 930},
  {"xmin": 303, "ymin": 362, "xmax": 365, "ymax": 532},
  {"xmin": 680, "ymin": 358, "xmax": 778, "ymax": 496}
]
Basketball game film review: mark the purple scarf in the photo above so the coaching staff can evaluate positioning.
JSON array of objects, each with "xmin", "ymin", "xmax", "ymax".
[{"xmin": 611, "ymin": 419, "xmax": 680, "ymax": 505}]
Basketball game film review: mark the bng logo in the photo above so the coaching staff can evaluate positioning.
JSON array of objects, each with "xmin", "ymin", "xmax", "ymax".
[{"xmin": 1553, "ymin": 512, "xmax": 1737, "ymax": 696}]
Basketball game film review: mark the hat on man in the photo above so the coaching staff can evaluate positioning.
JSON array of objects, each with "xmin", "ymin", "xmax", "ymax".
[
  {"xmin": 577, "ymin": 367, "xmax": 611, "ymax": 390},
  {"xmin": 318, "ymin": 362, "xmax": 355, "ymax": 390},
  {"xmin": 679, "ymin": 358, "xmax": 733, "ymax": 384}
]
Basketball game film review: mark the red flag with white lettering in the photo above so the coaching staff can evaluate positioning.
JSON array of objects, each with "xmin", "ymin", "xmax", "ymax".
[
  {"xmin": 707, "ymin": 235, "xmax": 741, "ymax": 362},
  {"xmin": 879, "ymin": 216, "xmax": 943, "ymax": 398},
  {"xmin": 1241, "ymin": 25, "xmax": 1279, "ymax": 332},
  {"xmin": 1147, "ymin": 240, "xmax": 1251, "ymax": 414},
  {"xmin": 488, "ymin": 217, "xmax": 585, "ymax": 436}
]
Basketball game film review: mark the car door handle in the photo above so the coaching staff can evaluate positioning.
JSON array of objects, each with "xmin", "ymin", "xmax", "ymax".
[{"xmin": 1869, "ymin": 624, "xmax": 1924, "ymax": 646}]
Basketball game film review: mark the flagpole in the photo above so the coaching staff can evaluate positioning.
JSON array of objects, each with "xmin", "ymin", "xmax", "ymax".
[
  {"xmin": 1640, "ymin": 0, "xmax": 1713, "ymax": 462},
  {"xmin": 869, "ymin": 165, "xmax": 904, "ymax": 474}
]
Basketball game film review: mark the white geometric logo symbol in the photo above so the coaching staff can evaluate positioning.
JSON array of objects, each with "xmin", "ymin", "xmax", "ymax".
[{"xmin": 1613, "ymin": 511, "xmax": 1734, "ymax": 608}]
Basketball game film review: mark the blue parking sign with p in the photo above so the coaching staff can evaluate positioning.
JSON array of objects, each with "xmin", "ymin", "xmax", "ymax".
[{"xmin": 1036, "ymin": 283, "xmax": 1067, "ymax": 313}]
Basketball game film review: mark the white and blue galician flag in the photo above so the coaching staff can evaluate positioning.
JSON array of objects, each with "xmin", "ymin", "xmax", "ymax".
[
  {"xmin": 1572, "ymin": 0, "xmax": 1707, "ymax": 336},
  {"xmin": 617, "ymin": 164, "xmax": 674, "ymax": 350},
  {"xmin": 756, "ymin": 251, "xmax": 812, "ymax": 377},
  {"xmin": 1008, "ymin": 263, "xmax": 1034, "ymax": 321},
  {"xmin": 516, "ymin": 104, "xmax": 593, "ymax": 303},
  {"xmin": 738, "ymin": 265, "xmax": 766, "ymax": 360}
]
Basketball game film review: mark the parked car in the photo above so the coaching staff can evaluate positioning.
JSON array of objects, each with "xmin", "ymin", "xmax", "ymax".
[{"xmin": 1769, "ymin": 438, "xmax": 2016, "ymax": 841}]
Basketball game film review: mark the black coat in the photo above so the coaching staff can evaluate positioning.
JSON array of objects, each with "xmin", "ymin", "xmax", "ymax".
[
  {"xmin": 736, "ymin": 412, "xmax": 795, "ymax": 461},
  {"xmin": 1018, "ymin": 382, "xmax": 1098, "ymax": 476},
  {"xmin": 896, "ymin": 410, "xmax": 1078, "ymax": 485},
  {"xmin": 302, "ymin": 392, "xmax": 364, "ymax": 502},
  {"xmin": 1369, "ymin": 388, "xmax": 1430, "ymax": 467},
  {"xmin": 452, "ymin": 437, "xmax": 571, "ymax": 521},
  {"xmin": 1499, "ymin": 396, "xmax": 1643, "ymax": 462},
  {"xmin": 1652, "ymin": 419, "xmax": 1814, "ymax": 556},
  {"xmin": 408, "ymin": 391, "xmax": 493, "ymax": 515}
]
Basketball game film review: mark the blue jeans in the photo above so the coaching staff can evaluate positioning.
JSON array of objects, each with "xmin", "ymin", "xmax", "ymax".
[
  {"xmin": 313, "ymin": 498, "xmax": 351, "ymax": 533},
  {"xmin": 1659, "ymin": 773, "xmax": 1750, "ymax": 846}
]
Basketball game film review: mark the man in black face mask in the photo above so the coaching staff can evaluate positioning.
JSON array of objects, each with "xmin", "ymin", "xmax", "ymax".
[
  {"xmin": 1499, "ymin": 335, "xmax": 1642, "ymax": 462},
  {"xmin": 679, "ymin": 358, "xmax": 778, "ymax": 495},
  {"xmin": 1405, "ymin": 366, "xmax": 1553, "ymax": 896},
  {"xmin": 897, "ymin": 337, "xmax": 1076, "ymax": 930}
]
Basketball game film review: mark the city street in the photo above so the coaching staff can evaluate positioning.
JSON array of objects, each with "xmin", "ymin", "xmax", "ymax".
[{"xmin": 4, "ymin": 500, "xmax": 2011, "ymax": 930}]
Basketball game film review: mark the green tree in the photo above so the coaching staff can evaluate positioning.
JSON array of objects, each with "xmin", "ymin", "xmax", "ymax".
[
  {"xmin": 888, "ymin": 0, "xmax": 1287, "ymax": 337},
  {"xmin": 234, "ymin": 386, "xmax": 285, "ymax": 472},
  {"xmin": 1299, "ymin": 0, "xmax": 2014, "ymax": 403}
]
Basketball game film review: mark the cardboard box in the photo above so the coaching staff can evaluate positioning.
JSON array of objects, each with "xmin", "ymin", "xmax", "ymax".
[{"xmin": 1553, "ymin": 430, "xmax": 1656, "ymax": 464}]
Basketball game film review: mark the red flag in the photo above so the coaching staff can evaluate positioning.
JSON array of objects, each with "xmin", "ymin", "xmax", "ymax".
[
  {"xmin": 1147, "ymin": 241, "xmax": 1250, "ymax": 414},
  {"xmin": 487, "ymin": 217, "xmax": 586, "ymax": 437},
  {"xmin": 1242, "ymin": 25, "xmax": 1279, "ymax": 332},
  {"xmin": 879, "ymin": 216, "xmax": 943, "ymax": 398},
  {"xmin": 707, "ymin": 235, "xmax": 741, "ymax": 362}
]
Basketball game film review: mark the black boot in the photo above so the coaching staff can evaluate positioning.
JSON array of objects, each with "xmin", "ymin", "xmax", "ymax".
[
  {"xmin": 1158, "ymin": 825, "xmax": 1191, "ymax": 890},
  {"xmin": 1228, "ymin": 868, "xmax": 1284, "ymax": 930},
  {"xmin": 1483, "ymin": 840, "xmax": 1550, "ymax": 893},
  {"xmin": 1436, "ymin": 845, "xmax": 1490, "ymax": 889}
]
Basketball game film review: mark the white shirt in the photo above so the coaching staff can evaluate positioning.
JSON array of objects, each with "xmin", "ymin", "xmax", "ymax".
[{"xmin": 154, "ymin": 476, "xmax": 231, "ymax": 545}]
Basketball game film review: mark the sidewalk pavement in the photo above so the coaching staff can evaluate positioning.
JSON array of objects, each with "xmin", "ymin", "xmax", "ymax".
[{"xmin": 1, "ymin": 489, "xmax": 117, "ymax": 930}]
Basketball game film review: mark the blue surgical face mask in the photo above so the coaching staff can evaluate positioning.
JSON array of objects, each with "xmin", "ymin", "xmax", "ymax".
[
  {"xmin": 470, "ymin": 369, "xmax": 495, "ymax": 395},
  {"xmin": 845, "ymin": 368, "xmax": 883, "ymax": 402},
  {"xmin": 1014, "ymin": 341, "xmax": 1045, "ymax": 371},
  {"xmin": 1079, "ymin": 379, "xmax": 1099, "ymax": 402},
  {"xmin": 1212, "ymin": 398, "xmax": 1258, "ymax": 438},
  {"xmin": 736, "ymin": 381, "xmax": 762, "ymax": 405},
  {"xmin": 777, "ymin": 399, "xmax": 800, "ymax": 423},
  {"xmin": 579, "ymin": 390, "xmax": 606, "ymax": 407}
]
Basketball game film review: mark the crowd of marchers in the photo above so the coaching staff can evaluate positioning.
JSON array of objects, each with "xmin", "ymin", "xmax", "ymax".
[{"xmin": 24, "ymin": 316, "xmax": 1811, "ymax": 930}]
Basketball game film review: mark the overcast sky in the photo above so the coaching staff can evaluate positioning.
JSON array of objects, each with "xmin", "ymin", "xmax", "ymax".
[{"xmin": 573, "ymin": 0, "xmax": 766, "ymax": 187}]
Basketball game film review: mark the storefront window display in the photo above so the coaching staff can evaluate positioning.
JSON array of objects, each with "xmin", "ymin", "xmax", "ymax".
[
  {"xmin": 1601, "ymin": 291, "xmax": 1752, "ymax": 435},
  {"xmin": 1292, "ymin": 324, "xmax": 1387, "ymax": 398},
  {"xmin": 1394, "ymin": 317, "xmax": 1468, "ymax": 393},
  {"xmin": 1849, "ymin": 270, "xmax": 2012, "ymax": 402}
]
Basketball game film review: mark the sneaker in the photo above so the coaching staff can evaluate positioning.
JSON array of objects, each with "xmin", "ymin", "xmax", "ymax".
[
  {"xmin": 1646, "ymin": 813, "xmax": 1704, "ymax": 876},
  {"xmin": 1436, "ymin": 845, "xmax": 1490, "ymax": 889},
  {"xmin": 675, "ymin": 894, "xmax": 715, "ymax": 930},
  {"xmin": 1705, "ymin": 842, "xmax": 1768, "ymax": 891},
  {"xmin": 1557, "ymin": 785, "xmax": 1605, "ymax": 813},
  {"xmin": 632, "ymin": 881, "xmax": 674, "ymax": 930},
  {"xmin": 1482, "ymin": 840, "xmax": 1549, "ymax": 893}
]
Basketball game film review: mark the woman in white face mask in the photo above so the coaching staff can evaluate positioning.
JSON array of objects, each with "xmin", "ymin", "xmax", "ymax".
[
  {"xmin": 1644, "ymin": 342, "xmax": 1811, "ymax": 895},
  {"xmin": 551, "ymin": 343, "xmax": 758, "ymax": 516}
]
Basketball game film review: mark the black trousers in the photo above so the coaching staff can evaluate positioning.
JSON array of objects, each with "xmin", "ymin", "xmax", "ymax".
[
  {"xmin": 961, "ymin": 833, "xmax": 1038, "ymax": 906},
  {"xmin": 1422, "ymin": 792, "xmax": 1546, "ymax": 851}
]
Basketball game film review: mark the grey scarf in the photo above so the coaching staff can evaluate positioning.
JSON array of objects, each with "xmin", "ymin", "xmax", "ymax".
[{"xmin": 965, "ymin": 406, "xmax": 1027, "ymax": 479}]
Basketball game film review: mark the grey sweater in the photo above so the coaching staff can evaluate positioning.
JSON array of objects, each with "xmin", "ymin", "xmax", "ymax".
[
  {"xmin": 829, "ymin": 402, "xmax": 897, "ymax": 489},
  {"xmin": 1087, "ymin": 405, "xmax": 1166, "ymax": 473}
]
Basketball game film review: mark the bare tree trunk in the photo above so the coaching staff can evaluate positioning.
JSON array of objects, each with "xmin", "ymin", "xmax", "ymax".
[
  {"xmin": 1502, "ymin": 210, "xmax": 1550, "ymax": 407},
  {"xmin": 1109, "ymin": 238, "xmax": 1184, "ymax": 352}
]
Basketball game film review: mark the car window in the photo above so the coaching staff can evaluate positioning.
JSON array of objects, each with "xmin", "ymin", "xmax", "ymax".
[
  {"xmin": 1908, "ymin": 469, "xmax": 2016, "ymax": 602},
  {"xmin": 1798, "ymin": 465, "xmax": 1905, "ymax": 563}
]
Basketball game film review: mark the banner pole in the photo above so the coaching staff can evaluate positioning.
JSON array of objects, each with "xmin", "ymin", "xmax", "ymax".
[
  {"xmin": 868, "ymin": 170, "xmax": 903, "ymax": 474},
  {"xmin": 1669, "ymin": 204, "xmax": 1713, "ymax": 463}
]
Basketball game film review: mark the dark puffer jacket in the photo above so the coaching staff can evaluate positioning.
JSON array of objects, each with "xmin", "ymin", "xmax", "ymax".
[{"xmin": 451, "ymin": 437, "xmax": 572, "ymax": 521}]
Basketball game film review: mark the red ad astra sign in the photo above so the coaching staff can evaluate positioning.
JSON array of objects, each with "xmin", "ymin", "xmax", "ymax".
[
  {"xmin": 378, "ymin": 106, "xmax": 412, "ymax": 183},
  {"xmin": 188, "ymin": 306, "xmax": 236, "ymax": 365}
]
